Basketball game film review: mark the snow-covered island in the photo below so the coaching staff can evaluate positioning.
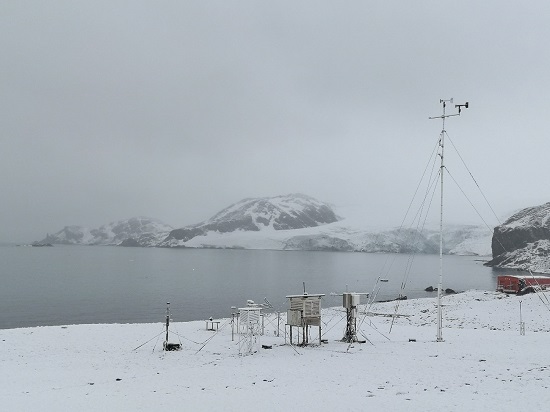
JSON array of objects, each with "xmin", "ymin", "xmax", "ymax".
[
  {"xmin": 2, "ymin": 290, "xmax": 549, "ymax": 411},
  {"xmin": 37, "ymin": 196, "xmax": 550, "ymax": 272},
  {"xmin": 38, "ymin": 194, "xmax": 493, "ymax": 256}
]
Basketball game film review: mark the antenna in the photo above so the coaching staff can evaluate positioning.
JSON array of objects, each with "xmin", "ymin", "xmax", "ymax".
[{"xmin": 429, "ymin": 98, "xmax": 469, "ymax": 343}]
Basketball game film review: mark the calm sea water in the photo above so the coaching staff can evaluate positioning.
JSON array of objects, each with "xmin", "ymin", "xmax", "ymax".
[{"xmin": 0, "ymin": 245, "xmax": 510, "ymax": 329}]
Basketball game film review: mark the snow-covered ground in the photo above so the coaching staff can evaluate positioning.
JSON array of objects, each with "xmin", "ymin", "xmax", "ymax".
[{"xmin": 2, "ymin": 290, "xmax": 549, "ymax": 411}]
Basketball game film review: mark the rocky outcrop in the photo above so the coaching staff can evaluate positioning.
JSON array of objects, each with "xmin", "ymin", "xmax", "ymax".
[
  {"xmin": 119, "ymin": 238, "xmax": 141, "ymax": 247},
  {"xmin": 486, "ymin": 202, "xmax": 550, "ymax": 273}
]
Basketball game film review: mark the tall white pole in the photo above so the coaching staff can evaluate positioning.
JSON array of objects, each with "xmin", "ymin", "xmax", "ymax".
[
  {"xmin": 429, "ymin": 98, "xmax": 467, "ymax": 343},
  {"xmin": 437, "ymin": 102, "xmax": 446, "ymax": 343}
]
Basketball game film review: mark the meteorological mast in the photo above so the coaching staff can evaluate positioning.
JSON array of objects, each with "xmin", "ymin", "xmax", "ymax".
[{"xmin": 429, "ymin": 98, "xmax": 469, "ymax": 342}]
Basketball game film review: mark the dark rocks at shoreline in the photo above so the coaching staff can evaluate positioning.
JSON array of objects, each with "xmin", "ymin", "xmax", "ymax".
[{"xmin": 424, "ymin": 286, "xmax": 457, "ymax": 294}]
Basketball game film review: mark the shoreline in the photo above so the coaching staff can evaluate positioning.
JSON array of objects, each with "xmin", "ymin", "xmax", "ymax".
[{"xmin": 0, "ymin": 289, "xmax": 487, "ymax": 332}]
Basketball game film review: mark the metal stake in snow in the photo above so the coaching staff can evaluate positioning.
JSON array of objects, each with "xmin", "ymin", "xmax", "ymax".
[
  {"xmin": 165, "ymin": 302, "xmax": 170, "ymax": 343},
  {"xmin": 231, "ymin": 306, "xmax": 238, "ymax": 341},
  {"xmin": 429, "ymin": 98, "xmax": 468, "ymax": 342},
  {"xmin": 519, "ymin": 301, "xmax": 525, "ymax": 336}
]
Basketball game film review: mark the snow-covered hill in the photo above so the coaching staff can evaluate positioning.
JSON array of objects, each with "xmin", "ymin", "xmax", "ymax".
[
  {"xmin": 41, "ymin": 225, "xmax": 96, "ymax": 245},
  {"xmin": 37, "ymin": 194, "xmax": 493, "ymax": 255},
  {"xmin": 158, "ymin": 194, "xmax": 340, "ymax": 247},
  {"xmin": 156, "ymin": 195, "xmax": 491, "ymax": 254},
  {"xmin": 486, "ymin": 202, "xmax": 550, "ymax": 273},
  {"xmin": 41, "ymin": 217, "xmax": 172, "ymax": 246}
]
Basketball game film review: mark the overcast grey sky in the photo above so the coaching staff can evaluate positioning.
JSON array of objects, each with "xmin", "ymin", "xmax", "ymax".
[{"xmin": 1, "ymin": 1, "xmax": 549, "ymax": 242}]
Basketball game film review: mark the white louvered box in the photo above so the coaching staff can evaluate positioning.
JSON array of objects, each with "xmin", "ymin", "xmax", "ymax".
[{"xmin": 286, "ymin": 294, "xmax": 324, "ymax": 327}]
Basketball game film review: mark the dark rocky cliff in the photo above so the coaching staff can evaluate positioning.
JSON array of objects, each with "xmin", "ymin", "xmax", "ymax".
[{"xmin": 486, "ymin": 202, "xmax": 550, "ymax": 273}]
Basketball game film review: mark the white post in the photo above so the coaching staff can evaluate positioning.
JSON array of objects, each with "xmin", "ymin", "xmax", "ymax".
[
  {"xmin": 437, "ymin": 102, "xmax": 446, "ymax": 343},
  {"xmin": 429, "ymin": 98, "xmax": 467, "ymax": 343},
  {"xmin": 231, "ymin": 313, "xmax": 235, "ymax": 341}
]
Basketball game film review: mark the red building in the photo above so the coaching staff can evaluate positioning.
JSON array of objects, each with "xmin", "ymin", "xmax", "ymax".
[{"xmin": 496, "ymin": 274, "xmax": 550, "ymax": 294}]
